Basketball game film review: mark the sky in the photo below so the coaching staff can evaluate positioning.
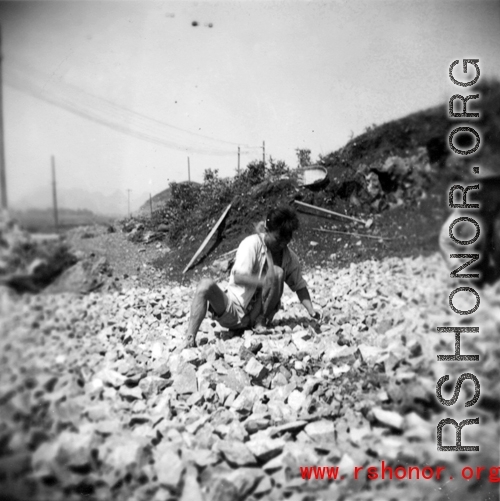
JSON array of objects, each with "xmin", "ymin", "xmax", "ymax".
[{"xmin": 0, "ymin": 0, "xmax": 499, "ymax": 213}]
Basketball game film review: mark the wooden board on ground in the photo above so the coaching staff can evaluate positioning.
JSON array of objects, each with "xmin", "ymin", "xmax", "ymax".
[
  {"xmin": 182, "ymin": 203, "xmax": 232, "ymax": 275},
  {"xmin": 314, "ymin": 227, "xmax": 397, "ymax": 241},
  {"xmin": 294, "ymin": 200, "xmax": 370, "ymax": 226}
]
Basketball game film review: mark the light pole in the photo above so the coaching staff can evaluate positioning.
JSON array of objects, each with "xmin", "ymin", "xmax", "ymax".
[{"xmin": 0, "ymin": 26, "xmax": 8, "ymax": 211}]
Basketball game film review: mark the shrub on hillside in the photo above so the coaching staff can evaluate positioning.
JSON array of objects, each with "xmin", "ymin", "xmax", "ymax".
[
  {"xmin": 156, "ymin": 158, "xmax": 297, "ymax": 245},
  {"xmin": 200, "ymin": 169, "xmax": 233, "ymax": 210}
]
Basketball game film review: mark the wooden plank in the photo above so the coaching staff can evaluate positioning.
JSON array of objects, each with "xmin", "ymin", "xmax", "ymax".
[
  {"xmin": 294, "ymin": 200, "xmax": 367, "ymax": 225},
  {"xmin": 182, "ymin": 203, "xmax": 232, "ymax": 274},
  {"xmin": 314, "ymin": 227, "xmax": 398, "ymax": 241}
]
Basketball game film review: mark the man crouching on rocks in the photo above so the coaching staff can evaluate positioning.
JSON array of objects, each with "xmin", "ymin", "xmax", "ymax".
[{"xmin": 184, "ymin": 206, "xmax": 320, "ymax": 348}]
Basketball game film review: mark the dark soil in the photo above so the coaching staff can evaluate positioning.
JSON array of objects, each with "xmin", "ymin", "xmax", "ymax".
[{"xmin": 160, "ymin": 178, "xmax": 448, "ymax": 284}]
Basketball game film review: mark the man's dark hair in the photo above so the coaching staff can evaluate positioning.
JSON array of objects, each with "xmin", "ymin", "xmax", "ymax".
[{"xmin": 266, "ymin": 206, "xmax": 299, "ymax": 237}]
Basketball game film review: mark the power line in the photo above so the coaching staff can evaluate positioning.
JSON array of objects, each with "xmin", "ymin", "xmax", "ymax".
[
  {"xmin": 6, "ymin": 70, "xmax": 251, "ymax": 155},
  {"xmin": 9, "ymin": 74, "xmax": 238, "ymax": 155},
  {"xmin": 4, "ymin": 58, "xmax": 262, "ymax": 156},
  {"xmin": 7, "ymin": 58, "xmax": 258, "ymax": 149}
]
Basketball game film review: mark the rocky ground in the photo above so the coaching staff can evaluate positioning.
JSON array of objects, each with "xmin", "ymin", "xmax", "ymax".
[{"xmin": 1, "ymin": 226, "xmax": 499, "ymax": 500}]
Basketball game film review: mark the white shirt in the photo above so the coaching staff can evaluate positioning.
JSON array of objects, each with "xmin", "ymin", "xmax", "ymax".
[{"xmin": 226, "ymin": 233, "xmax": 307, "ymax": 311}]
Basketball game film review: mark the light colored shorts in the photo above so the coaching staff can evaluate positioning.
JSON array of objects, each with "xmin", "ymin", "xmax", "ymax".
[{"xmin": 209, "ymin": 293, "xmax": 248, "ymax": 330}]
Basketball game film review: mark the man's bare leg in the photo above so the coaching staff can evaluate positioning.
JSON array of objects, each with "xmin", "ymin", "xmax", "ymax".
[{"xmin": 185, "ymin": 278, "xmax": 227, "ymax": 347}]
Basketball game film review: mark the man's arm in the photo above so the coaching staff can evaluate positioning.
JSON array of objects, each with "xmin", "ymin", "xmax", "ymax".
[
  {"xmin": 231, "ymin": 235, "xmax": 263, "ymax": 288},
  {"xmin": 233, "ymin": 272, "xmax": 265, "ymax": 289},
  {"xmin": 232, "ymin": 234, "xmax": 270, "ymax": 289},
  {"xmin": 296, "ymin": 287, "xmax": 320, "ymax": 319}
]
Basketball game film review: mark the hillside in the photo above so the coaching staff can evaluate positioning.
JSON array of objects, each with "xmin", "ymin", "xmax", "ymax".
[{"xmin": 124, "ymin": 79, "xmax": 500, "ymax": 282}]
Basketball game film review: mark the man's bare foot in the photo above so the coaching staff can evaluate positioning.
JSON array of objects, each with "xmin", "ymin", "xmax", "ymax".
[
  {"xmin": 253, "ymin": 324, "xmax": 271, "ymax": 334},
  {"xmin": 180, "ymin": 335, "xmax": 196, "ymax": 350},
  {"xmin": 253, "ymin": 315, "xmax": 271, "ymax": 335}
]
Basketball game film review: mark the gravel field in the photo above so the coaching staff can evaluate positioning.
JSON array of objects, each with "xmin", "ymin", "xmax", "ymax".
[{"xmin": 1, "ymin": 248, "xmax": 499, "ymax": 501}]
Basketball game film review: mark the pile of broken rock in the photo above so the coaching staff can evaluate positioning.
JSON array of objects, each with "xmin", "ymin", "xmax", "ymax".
[
  {"xmin": 0, "ymin": 215, "xmax": 78, "ymax": 293},
  {"xmin": 0, "ymin": 253, "xmax": 499, "ymax": 501}
]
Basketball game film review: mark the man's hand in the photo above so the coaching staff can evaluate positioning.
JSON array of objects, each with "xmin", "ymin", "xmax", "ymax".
[
  {"xmin": 296, "ymin": 287, "xmax": 321, "ymax": 322},
  {"xmin": 310, "ymin": 310, "xmax": 321, "ymax": 321},
  {"xmin": 308, "ymin": 309, "xmax": 321, "ymax": 322}
]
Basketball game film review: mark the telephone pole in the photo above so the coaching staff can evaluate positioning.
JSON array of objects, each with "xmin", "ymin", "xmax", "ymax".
[
  {"xmin": 149, "ymin": 193, "xmax": 153, "ymax": 217},
  {"xmin": 262, "ymin": 141, "xmax": 265, "ymax": 165},
  {"xmin": 237, "ymin": 146, "xmax": 240, "ymax": 174},
  {"xmin": 0, "ymin": 26, "xmax": 7, "ymax": 211},
  {"xmin": 187, "ymin": 157, "xmax": 191, "ymax": 182},
  {"xmin": 51, "ymin": 156, "xmax": 59, "ymax": 232}
]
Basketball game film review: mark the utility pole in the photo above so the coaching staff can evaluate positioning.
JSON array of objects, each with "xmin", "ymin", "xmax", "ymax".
[
  {"xmin": 0, "ymin": 26, "xmax": 7, "ymax": 211},
  {"xmin": 127, "ymin": 189, "xmax": 131, "ymax": 216},
  {"xmin": 262, "ymin": 141, "xmax": 265, "ymax": 165},
  {"xmin": 187, "ymin": 157, "xmax": 191, "ymax": 182},
  {"xmin": 51, "ymin": 156, "xmax": 59, "ymax": 232},
  {"xmin": 149, "ymin": 193, "xmax": 153, "ymax": 217},
  {"xmin": 237, "ymin": 146, "xmax": 240, "ymax": 175}
]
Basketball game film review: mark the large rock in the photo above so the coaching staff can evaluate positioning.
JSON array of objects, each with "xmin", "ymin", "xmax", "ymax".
[
  {"xmin": 155, "ymin": 446, "xmax": 184, "ymax": 490},
  {"xmin": 98, "ymin": 434, "xmax": 150, "ymax": 480},
  {"xmin": 246, "ymin": 437, "xmax": 285, "ymax": 462},
  {"xmin": 357, "ymin": 344, "xmax": 386, "ymax": 364},
  {"xmin": 139, "ymin": 375, "xmax": 169, "ymax": 398},
  {"xmin": 180, "ymin": 464, "xmax": 204, "ymax": 501},
  {"xmin": 208, "ymin": 468, "xmax": 264, "ymax": 501},
  {"xmin": 325, "ymin": 345, "xmax": 357, "ymax": 362},
  {"xmin": 55, "ymin": 430, "xmax": 98, "ymax": 468},
  {"xmin": 371, "ymin": 407, "xmax": 404, "ymax": 430},
  {"xmin": 32, "ymin": 441, "xmax": 62, "ymax": 479},
  {"xmin": 244, "ymin": 358, "xmax": 267, "ymax": 380},
  {"xmin": 304, "ymin": 420, "xmax": 336, "ymax": 443},
  {"xmin": 95, "ymin": 369, "xmax": 126, "ymax": 388},
  {"xmin": 222, "ymin": 368, "xmax": 251, "ymax": 393},
  {"xmin": 231, "ymin": 385, "xmax": 264, "ymax": 413},
  {"xmin": 119, "ymin": 385, "xmax": 143, "ymax": 400},
  {"xmin": 287, "ymin": 390, "xmax": 306, "ymax": 412},
  {"xmin": 44, "ymin": 259, "xmax": 104, "ymax": 294},
  {"xmin": 215, "ymin": 440, "xmax": 257, "ymax": 466},
  {"xmin": 172, "ymin": 363, "xmax": 198, "ymax": 394}
]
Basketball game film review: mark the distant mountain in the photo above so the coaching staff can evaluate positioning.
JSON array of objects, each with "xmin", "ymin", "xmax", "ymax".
[{"xmin": 13, "ymin": 187, "xmax": 149, "ymax": 216}]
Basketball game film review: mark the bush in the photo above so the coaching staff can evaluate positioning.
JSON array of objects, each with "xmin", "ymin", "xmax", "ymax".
[
  {"xmin": 148, "ymin": 156, "xmax": 299, "ymax": 245},
  {"xmin": 200, "ymin": 169, "xmax": 233, "ymax": 210}
]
